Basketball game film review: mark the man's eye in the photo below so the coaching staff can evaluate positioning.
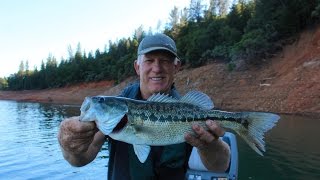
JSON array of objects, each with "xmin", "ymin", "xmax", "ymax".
[{"xmin": 162, "ymin": 59, "xmax": 171, "ymax": 64}]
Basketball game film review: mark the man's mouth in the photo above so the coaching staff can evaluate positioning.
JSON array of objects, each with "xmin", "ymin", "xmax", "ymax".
[{"xmin": 150, "ymin": 77, "xmax": 164, "ymax": 81}]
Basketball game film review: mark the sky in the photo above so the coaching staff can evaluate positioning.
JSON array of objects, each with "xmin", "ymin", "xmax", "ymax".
[{"xmin": 0, "ymin": 0, "xmax": 194, "ymax": 78}]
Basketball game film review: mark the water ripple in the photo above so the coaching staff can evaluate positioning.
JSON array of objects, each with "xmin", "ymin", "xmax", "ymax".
[
  {"xmin": 1, "ymin": 101, "xmax": 319, "ymax": 179},
  {"xmin": 0, "ymin": 100, "xmax": 108, "ymax": 179}
]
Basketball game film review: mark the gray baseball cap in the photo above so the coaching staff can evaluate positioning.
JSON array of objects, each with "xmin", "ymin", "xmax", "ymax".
[{"xmin": 137, "ymin": 34, "xmax": 178, "ymax": 58}]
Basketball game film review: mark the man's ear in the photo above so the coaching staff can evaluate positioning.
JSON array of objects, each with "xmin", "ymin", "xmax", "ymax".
[
  {"xmin": 134, "ymin": 60, "xmax": 140, "ymax": 76},
  {"xmin": 174, "ymin": 60, "xmax": 181, "ymax": 73}
]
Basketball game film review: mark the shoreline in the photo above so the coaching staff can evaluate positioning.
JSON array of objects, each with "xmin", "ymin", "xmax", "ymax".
[
  {"xmin": 1, "ymin": 86, "xmax": 319, "ymax": 119},
  {"xmin": 1, "ymin": 27, "xmax": 320, "ymax": 117}
]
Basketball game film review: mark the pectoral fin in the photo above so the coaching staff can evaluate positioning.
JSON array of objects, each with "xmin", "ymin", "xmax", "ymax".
[{"xmin": 133, "ymin": 144, "xmax": 151, "ymax": 163}]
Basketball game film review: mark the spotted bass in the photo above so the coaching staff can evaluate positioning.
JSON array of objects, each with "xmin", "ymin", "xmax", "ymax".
[{"xmin": 80, "ymin": 91, "xmax": 279, "ymax": 163}]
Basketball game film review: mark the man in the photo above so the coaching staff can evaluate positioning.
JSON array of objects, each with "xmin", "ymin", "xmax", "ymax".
[{"xmin": 58, "ymin": 33, "xmax": 230, "ymax": 179}]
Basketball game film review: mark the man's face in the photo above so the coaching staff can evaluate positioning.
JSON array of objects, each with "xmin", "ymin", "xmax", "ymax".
[{"xmin": 134, "ymin": 50, "xmax": 180, "ymax": 99}]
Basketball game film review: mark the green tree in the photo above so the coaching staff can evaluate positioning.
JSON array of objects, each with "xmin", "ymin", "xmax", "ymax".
[
  {"xmin": 133, "ymin": 25, "xmax": 145, "ymax": 41},
  {"xmin": 6, "ymin": 0, "xmax": 319, "ymax": 90},
  {"xmin": 188, "ymin": 0, "xmax": 205, "ymax": 22},
  {"xmin": 25, "ymin": 60, "xmax": 30, "ymax": 75},
  {"xmin": 168, "ymin": 6, "xmax": 180, "ymax": 28},
  {"xmin": 0, "ymin": 77, "xmax": 8, "ymax": 89},
  {"xmin": 180, "ymin": 7, "xmax": 189, "ymax": 26},
  {"xmin": 45, "ymin": 54, "xmax": 58, "ymax": 87},
  {"xmin": 18, "ymin": 61, "xmax": 24, "ymax": 76}
]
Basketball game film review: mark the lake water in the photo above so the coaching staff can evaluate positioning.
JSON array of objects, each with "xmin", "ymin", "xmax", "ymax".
[{"xmin": 0, "ymin": 100, "xmax": 319, "ymax": 180}]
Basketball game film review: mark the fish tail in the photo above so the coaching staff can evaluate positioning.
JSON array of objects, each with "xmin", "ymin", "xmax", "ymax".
[
  {"xmin": 241, "ymin": 112, "xmax": 279, "ymax": 155},
  {"xmin": 221, "ymin": 112, "xmax": 280, "ymax": 155}
]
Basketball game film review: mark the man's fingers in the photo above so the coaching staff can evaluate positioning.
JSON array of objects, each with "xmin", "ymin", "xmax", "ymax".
[
  {"xmin": 185, "ymin": 133, "xmax": 203, "ymax": 148},
  {"xmin": 206, "ymin": 120, "xmax": 225, "ymax": 137},
  {"xmin": 58, "ymin": 117, "xmax": 100, "ymax": 154},
  {"xmin": 185, "ymin": 120, "xmax": 226, "ymax": 149},
  {"xmin": 192, "ymin": 124, "xmax": 215, "ymax": 143},
  {"xmin": 62, "ymin": 116, "xmax": 96, "ymax": 133}
]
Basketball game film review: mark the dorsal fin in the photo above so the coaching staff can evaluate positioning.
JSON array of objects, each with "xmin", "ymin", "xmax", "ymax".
[
  {"xmin": 147, "ymin": 93, "xmax": 178, "ymax": 103},
  {"xmin": 180, "ymin": 91, "xmax": 214, "ymax": 110}
]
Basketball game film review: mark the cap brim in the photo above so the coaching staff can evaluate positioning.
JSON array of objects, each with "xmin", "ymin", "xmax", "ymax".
[{"xmin": 138, "ymin": 47, "xmax": 178, "ymax": 58}]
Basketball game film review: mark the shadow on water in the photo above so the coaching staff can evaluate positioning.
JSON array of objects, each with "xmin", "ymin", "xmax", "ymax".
[
  {"xmin": 14, "ymin": 102, "xmax": 80, "ymax": 139},
  {"xmin": 238, "ymin": 114, "xmax": 320, "ymax": 180}
]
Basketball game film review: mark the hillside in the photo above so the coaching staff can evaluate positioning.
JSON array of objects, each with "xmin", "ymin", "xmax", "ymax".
[
  {"xmin": 0, "ymin": 27, "xmax": 319, "ymax": 116},
  {"xmin": 173, "ymin": 27, "xmax": 320, "ymax": 115}
]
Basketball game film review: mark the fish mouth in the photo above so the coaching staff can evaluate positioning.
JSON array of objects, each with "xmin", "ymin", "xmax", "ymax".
[{"xmin": 112, "ymin": 115, "xmax": 128, "ymax": 133}]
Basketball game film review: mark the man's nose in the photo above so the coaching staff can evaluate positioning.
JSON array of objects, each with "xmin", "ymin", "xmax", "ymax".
[{"xmin": 152, "ymin": 59, "xmax": 163, "ymax": 72}]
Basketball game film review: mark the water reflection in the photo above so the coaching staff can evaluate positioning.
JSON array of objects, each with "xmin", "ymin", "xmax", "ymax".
[
  {"xmin": 0, "ymin": 100, "xmax": 108, "ymax": 179},
  {"xmin": 268, "ymin": 115, "xmax": 320, "ymax": 179},
  {"xmin": 0, "ymin": 100, "xmax": 319, "ymax": 179},
  {"xmin": 238, "ymin": 114, "xmax": 320, "ymax": 180}
]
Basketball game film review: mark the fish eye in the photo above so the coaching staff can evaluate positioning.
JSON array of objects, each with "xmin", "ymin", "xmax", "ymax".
[{"xmin": 98, "ymin": 97, "xmax": 105, "ymax": 103}]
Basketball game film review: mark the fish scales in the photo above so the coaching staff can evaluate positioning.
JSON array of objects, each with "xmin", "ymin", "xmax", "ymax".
[
  {"xmin": 128, "ymin": 101, "xmax": 248, "ymax": 127},
  {"xmin": 128, "ymin": 101, "xmax": 209, "ymax": 123},
  {"xmin": 125, "ymin": 101, "xmax": 211, "ymax": 145}
]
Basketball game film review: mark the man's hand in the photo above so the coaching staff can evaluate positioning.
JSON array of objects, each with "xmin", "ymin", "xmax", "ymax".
[
  {"xmin": 58, "ymin": 116, "xmax": 105, "ymax": 166},
  {"xmin": 184, "ymin": 120, "xmax": 224, "ymax": 148},
  {"xmin": 185, "ymin": 119, "xmax": 230, "ymax": 172}
]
